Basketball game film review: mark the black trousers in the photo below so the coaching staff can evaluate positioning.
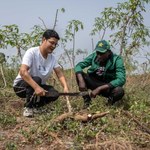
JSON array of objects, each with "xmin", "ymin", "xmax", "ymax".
[
  {"xmin": 80, "ymin": 73, "xmax": 124, "ymax": 102},
  {"xmin": 13, "ymin": 76, "xmax": 59, "ymax": 108}
]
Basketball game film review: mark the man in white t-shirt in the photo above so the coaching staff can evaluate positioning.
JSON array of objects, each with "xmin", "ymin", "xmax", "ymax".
[{"xmin": 13, "ymin": 29, "xmax": 69, "ymax": 117}]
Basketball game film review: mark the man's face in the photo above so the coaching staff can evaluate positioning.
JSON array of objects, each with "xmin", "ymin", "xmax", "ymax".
[
  {"xmin": 96, "ymin": 51, "xmax": 109, "ymax": 63},
  {"xmin": 43, "ymin": 37, "xmax": 59, "ymax": 53}
]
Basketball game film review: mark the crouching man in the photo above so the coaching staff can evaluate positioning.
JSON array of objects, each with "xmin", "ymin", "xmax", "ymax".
[
  {"xmin": 74, "ymin": 40, "xmax": 126, "ymax": 108},
  {"xmin": 13, "ymin": 29, "xmax": 69, "ymax": 117}
]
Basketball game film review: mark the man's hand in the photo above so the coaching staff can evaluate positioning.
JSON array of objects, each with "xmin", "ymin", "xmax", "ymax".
[
  {"xmin": 20, "ymin": 64, "xmax": 48, "ymax": 97},
  {"xmin": 63, "ymin": 86, "xmax": 69, "ymax": 93},
  {"xmin": 34, "ymin": 86, "xmax": 47, "ymax": 96},
  {"xmin": 90, "ymin": 84, "xmax": 110, "ymax": 98},
  {"xmin": 90, "ymin": 87, "xmax": 101, "ymax": 98}
]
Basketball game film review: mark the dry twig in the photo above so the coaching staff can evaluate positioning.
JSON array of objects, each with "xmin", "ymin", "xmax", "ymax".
[
  {"xmin": 95, "ymin": 124, "xmax": 108, "ymax": 150},
  {"xmin": 85, "ymin": 140, "xmax": 133, "ymax": 150},
  {"xmin": 45, "ymin": 131, "xmax": 64, "ymax": 145},
  {"xmin": 122, "ymin": 110, "xmax": 150, "ymax": 134}
]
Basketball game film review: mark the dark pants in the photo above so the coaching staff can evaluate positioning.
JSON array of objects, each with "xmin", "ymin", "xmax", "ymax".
[
  {"xmin": 13, "ymin": 76, "xmax": 59, "ymax": 108},
  {"xmin": 78, "ymin": 73, "xmax": 124, "ymax": 103}
]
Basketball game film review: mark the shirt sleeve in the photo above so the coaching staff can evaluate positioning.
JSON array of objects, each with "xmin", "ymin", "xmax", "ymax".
[
  {"xmin": 53, "ymin": 57, "xmax": 61, "ymax": 69},
  {"xmin": 22, "ymin": 49, "xmax": 33, "ymax": 67},
  {"xmin": 110, "ymin": 56, "xmax": 126, "ymax": 87},
  {"xmin": 74, "ymin": 53, "xmax": 94, "ymax": 73}
]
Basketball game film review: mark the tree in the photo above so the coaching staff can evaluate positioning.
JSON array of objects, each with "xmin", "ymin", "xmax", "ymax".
[
  {"xmin": 91, "ymin": 0, "xmax": 150, "ymax": 74},
  {"xmin": 59, "ymin": 20, "xmax": 87, "ymax": 89},
  {"xmin": 0, "ymin": 52, "xmax": 6, "ymax": 64},
  {"xmin": 61, "ymin": 20, "xmax": 85, "ymax": 68},
  {"xmin": 0, "ymin": 52, "xmax": 6, "ymax": 88},
  {"xmin": 0, "ymin": 24, "xmax": 44, "ymax": 60},
  {"xmin": 0, "ymin": 8, "xmax": 66, "ymax": 62}
]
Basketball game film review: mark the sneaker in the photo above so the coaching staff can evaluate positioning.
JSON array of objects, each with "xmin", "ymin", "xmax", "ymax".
[
  {"xmin": 33, "ymin": 107, "xmax": 48, "ymax": 114},
  {"xmin": 33, "ymin": 108, "xmax": 39, "ymax": 114},
  {"xmin": 33, "ymin": 107, "xmax": 43, "ymax": 114},
  {"xmin": 23, "ymin": 107, "xmax": 33, "ymax": 117}
]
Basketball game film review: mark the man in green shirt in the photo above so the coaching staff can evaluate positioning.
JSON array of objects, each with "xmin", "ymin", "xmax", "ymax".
[{"xmin": 74, "ymin": 40, "xmax": 126, "ymax": 108}]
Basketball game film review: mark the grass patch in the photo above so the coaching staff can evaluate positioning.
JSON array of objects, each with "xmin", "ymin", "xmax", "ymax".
[
  {"xmin": 0, "ymin": 112, "xmax": 17, "ymax": 129},
  {"xmin": 0, "ymin": 73, "xmax": 150, "ymax": 149}
]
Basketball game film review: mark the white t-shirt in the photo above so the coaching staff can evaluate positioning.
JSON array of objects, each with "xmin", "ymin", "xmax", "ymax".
[{"xmin": 13, "ymin": 46, "xmax": 60, "ymax": 86}]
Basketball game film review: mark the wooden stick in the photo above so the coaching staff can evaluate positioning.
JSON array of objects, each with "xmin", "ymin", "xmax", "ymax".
[{"xmin": 65, "ymin": 96, "xmax": 72, "ymax": 113}]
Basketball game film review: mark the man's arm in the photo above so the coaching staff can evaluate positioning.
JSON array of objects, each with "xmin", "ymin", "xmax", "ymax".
[
  {"xmin": 19, "ymin": 64, "xmax": 46, "ymax": 96},
  {"xmin": 75, "ymin": 53, "xmax": 95, "ymax": 91},
  {"xmin": 54, "ymin": 67, "xmax": 69, "ymax": 93},
  {"xmin": 74, "ymin": 53, "xmax": 94, "ymax": 73},
  {"xmin": 90, "ymin": 84, "xmax": 110, "ymax": 98},
  {"xmin": 75, "ymin": 73, "xmax": 87, "ymax": 91}
]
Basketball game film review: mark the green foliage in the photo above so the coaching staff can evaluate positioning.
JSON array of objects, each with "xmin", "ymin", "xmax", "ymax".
[
  {"xmin": 0, "ymin": 112, "xmax": 17, "ymax": 128},
  {"xmin": 5, "ymin": 141, "xmax": 17, "ymax": 150},
  {"xmin": 91, "ymin": 0, "xmax": 150, "ymax": 73},
  {"xmin": 0, "ymin": 52, "xmax": 6, "ymax": 64},
  {"xmin": 0, "ymin": 24, "xmax": 45, "ymax": 49},
  {"xmin": 30, "ymin": 25, "xmax": 45, "ymax": 47},
  {"xmin": 60, "ymin": 8, "xmax": 65, "ymax": 13},
  {"xmin": 0, "ymin": 24, "xmax": 19, "ymax": 49},
  {"xmin": 0, "ymin": 19, "xmax": 87, "ymax": 69},
  {"xmin": 60, "ymin": 20, "xmax": 86, "ymax": 69}
]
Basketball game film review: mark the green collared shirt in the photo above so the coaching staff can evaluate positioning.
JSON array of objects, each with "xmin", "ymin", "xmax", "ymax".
[{"xmin": 74, "ymin": 52, "xmax": 126, "ymax": 88}]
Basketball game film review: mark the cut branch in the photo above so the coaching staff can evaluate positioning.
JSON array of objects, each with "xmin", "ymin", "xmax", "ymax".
[
  {"xmin": 52, "ymin": 111, "xmax": 109, "ymax": 123},
  {"xmin": 38, "ymin": 17, "xmax": 47, "ymax": 29}
]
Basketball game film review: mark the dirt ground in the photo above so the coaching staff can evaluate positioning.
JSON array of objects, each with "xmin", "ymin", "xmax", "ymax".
[{"xmin": 0, "ymin": 97, "xmax": 150, "ymax": 150}]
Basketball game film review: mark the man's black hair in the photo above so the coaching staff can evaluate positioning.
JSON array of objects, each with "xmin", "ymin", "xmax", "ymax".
[{"xmin": 43, "ymin": 29, "xmax": 60, "ymax": 40}]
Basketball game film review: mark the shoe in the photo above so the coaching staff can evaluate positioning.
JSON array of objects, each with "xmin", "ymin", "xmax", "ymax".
[
  {"xmin": 33, "ymin": 108, "xmax": 39, "ymax": 114},
  {"xmin": 23, "ymin": 107, "xmax": 33, "ymax": 117},
  {"xmin": 33, "ymin": 107, "xmax": 43, "ymax": 114},
  {"xmin": 83, "ymin": 95, "xmax": 91, "ymax": 109},
  {"xmin": 33, "ymin": 107, "xmax": 48, "ymax": 114},
  {"xmin": 107, "ymin": 97, "xmax": 115, "ymax": 105}
]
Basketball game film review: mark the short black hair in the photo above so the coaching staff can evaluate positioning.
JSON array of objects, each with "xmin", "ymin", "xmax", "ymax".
[{"xmin": 43, "ymin": 29, "xmax": 60, "ymax": 40}]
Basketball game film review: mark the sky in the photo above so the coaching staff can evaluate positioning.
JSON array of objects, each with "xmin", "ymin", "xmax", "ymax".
[{"xmin": 0, "ymin": 0, "xmax": 150, "ymax": 66}]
